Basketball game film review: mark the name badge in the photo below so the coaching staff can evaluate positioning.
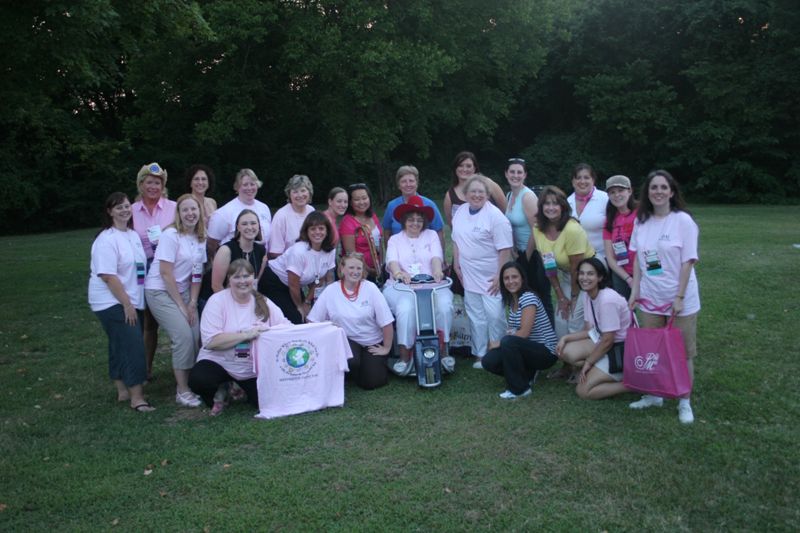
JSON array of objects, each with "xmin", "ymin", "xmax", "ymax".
[
  {"xmin": 234, "ymin": 342, "xmax": 250, "ymax": 358},
  {"xmin": 136, "ymin": 262, "xmax": 146, "ymax": 285},
  {"xmin": 588, "ymin": 327, "xmax": 601, "ymax": 344},
  {"xmin": 644, "ymin": 250, "xmax": 663, "ymax": 276},
  {"xmin": 542, "ymin": 252, "xmax": 558, "ymax": 277},
  {"xmin": 612, "ymin": 240, "xmax": 629, "ymax": 266},
  {"xmin": 191, "ymin": 263, "xmax": 203, "ymax": 283},
  {"xmin": 146, "ymin": 225, "xmax": 162, "ymax": 249}
]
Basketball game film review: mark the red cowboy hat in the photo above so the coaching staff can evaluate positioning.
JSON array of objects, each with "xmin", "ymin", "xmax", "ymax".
[{"xmin": 394, "ymin": 195, "xmax": 435, "ymax": 224}]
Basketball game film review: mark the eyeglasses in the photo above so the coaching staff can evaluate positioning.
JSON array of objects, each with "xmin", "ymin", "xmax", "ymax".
[{"xmin": 507, "ymin": 158, "xmax": 525, "ymax": 164}]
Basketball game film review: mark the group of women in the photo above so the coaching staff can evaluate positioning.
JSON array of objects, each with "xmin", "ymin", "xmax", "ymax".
[{"xmin": 89, "ymin": 155, "xmax": 700, "ymax": 425}]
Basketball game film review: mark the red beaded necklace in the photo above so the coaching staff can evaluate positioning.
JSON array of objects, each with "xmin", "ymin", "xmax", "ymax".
[{"xmin": 340, "ymin": 279, "xmax": 361, "ymax": 302}]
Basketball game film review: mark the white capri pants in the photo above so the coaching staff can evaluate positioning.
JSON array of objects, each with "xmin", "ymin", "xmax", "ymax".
[
  {"xmin": 144, "ymin": 288, "xmax": 200, "ymax": 370},
  {"xmin": 382, "ymin": 283, "xmax": 453, "ymax": 349},
  {"xmin": 554, "ymin": 269, "xmax": 584, "ymax": 339},
  {"xmin": 464, "ymin": 290, "xmax": 506, "ymax": 358}
]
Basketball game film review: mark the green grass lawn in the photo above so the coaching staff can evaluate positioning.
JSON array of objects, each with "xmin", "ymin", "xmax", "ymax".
[{"xmin": 1, "ymin": 205, "xmax": 798, "ymax": 531}]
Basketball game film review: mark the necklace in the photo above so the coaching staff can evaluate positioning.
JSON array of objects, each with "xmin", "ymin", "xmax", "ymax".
[{"xmin": 340, "ymin": 280, "xmax": 360, "ymax": 302}]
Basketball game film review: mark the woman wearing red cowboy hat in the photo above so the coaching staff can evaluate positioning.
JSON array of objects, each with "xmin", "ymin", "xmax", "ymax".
[{"xmin": 382, "ymin": 195, "xmax": 454, "ymax": 376}]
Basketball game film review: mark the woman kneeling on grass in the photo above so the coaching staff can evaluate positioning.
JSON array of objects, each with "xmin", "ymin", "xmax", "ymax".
[
  {"xmin": 481, "ymin": 262, "xmax": 559, "ymax": 399},
  {"xmin": 89, "ymin": 192, "xmax": 154, "ymax": 412},
  {"xmin": 556, "ymin": 258, "xmax": 631, "ymax": 399},
  {"xmin": 189, "ymin": 259, "xmax": 291, "ymax": 415}
]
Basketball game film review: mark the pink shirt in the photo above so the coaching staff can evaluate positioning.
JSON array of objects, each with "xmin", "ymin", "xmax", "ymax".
[
  {"xmin": 603, "ymin": 209, "xmax": 638, "ymax": 276},
  {"xmin": 268, "ymin": 242, "xmax": 336, "ymax": 286},
  {"xmin": 207, "ymin": 197, "xmax": 272, "ymax": 247},
  {"xmin": 269, "ymin": 204, "xmax": 315, "ymax": 255},
  {"xmin": 144, "ymin": 228, "xmax": 207, "ymax": 293},
  {"xmin": 451, "ymin": 203, "xmax": 513, "ymax": 294},
  {"xmin": 131, "ymin": 198, "xmax": 177, "ymax": 259},
  {"xmin": 385, "ymin": 229, "xmax": 442, "ymax": 279},
  {"xmin": 629, "ymin": 211, "xmax": 700, "ymax": 316},
  {"xmin": 254, "ymin": 322, "xmax": 352, "ymax": 420},
  {"xmin": 88, "ymin": 228, "xmax": 147, "ymax": 311},
  {"xmin": 307, "ymin": 280, "xmax": 394, "ymax": 345},
  {"xmin": 339, "ymin": 214, "xmax": 382, "ymax": 269},
  {"xmin": 582, "ymin": 288, "xmax": 631, "ymax": 343},
  {"xmin": 197, "ymin": 290, "xmax": 291, "ymax": 380}
]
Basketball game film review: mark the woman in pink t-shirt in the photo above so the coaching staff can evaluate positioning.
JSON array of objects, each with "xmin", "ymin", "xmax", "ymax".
[
  {"xmin": 602, "ymin": 175, "xmax": 638, "ymax": 299},
  {"xmin": 340, "ymin": 183, "xmax": 383, "ymax": 282},
  {"xmin": 189, "ymin": 259, "xmax": 291, "ymax": 414},
  {"xmin": 268, "ymin": 174, "xmax": 316, "ymax": 259},
  {"xmin": 556, "ymin": 258, "xmax": 631, "ymax": 400},
  {"xmin": 627, "ymin": 170, "xmax": 700, "ymax": 425},
  {"xmin": 383, "ymin": 195, "xmax": 454, "ymax": 376}
]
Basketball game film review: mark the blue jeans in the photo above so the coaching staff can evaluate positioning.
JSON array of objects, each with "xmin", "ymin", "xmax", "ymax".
[
  {"xmin": 482, "ymin": 335, "xmax": 557, "ymax": 394},
  {"xmin": 94, "ymin": 305, "xmax": 146, "ymax": 387}
]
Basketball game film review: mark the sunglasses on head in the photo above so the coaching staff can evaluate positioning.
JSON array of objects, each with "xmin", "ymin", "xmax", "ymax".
[
  {"xmin": 347, "ymin": 183, "xmax": 368, "ymax": 191},
  {"xmin": 507, "ymin": 158, "xmax": 525, "ymax": 164}
]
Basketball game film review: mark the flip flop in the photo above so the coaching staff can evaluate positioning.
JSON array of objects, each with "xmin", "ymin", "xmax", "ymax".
[{"xmin": 131, "ymin": 402, "xmax": 156, "ymax": 412}]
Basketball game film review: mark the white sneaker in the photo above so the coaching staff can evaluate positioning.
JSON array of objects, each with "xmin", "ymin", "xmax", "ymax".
[
  {"xmin": 441, "ymin": 356, "xmax": 455, "ymax": 374},
  {"xmin": 392, "ymin": 359, "xmax": 414, "ymax": 377},
  {"xmin": 175, "ymin": 390, "xmax": 202, "ymax": 407},
  {"xmin": 678, "ymin": 400, "xmax": 695, "ymax": 424},
  {"xmin": 499, "ymin": 388, "xmax": 532, "ymax": 400},
  {"xmin": 472, "ymin": 359, "xmax": 484, "ymax": 369},
  {"xmin": 629, "ymin": 395, "xmax": 664, "ymax": 409}
]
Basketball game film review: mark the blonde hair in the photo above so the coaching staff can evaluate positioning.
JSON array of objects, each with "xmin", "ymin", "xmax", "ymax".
[
  {"xmin": 136, "ymin": 162, "xmax": 169, "ymax": 198},
  {"xmin": 284, "ymin": 174, "xmax": 314, "ymax": 199},
  {"xmin": 338, "ymin": 252, "xmax": 368, "ymax": 280},
  {"xmin": 233, "ymin": 168, "xmax": 263, "ymax": 191},
  {"xmin": 173, "ymin": 194, "xmax": 206, "ymax": 240}
]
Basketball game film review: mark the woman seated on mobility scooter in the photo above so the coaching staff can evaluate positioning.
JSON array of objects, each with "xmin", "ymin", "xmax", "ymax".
[
  {"xmin": 382, "ymin": 195, "xmax": 454, "ymax": 376},
  {"xmin": 481, "ymin": 261, "xmax": 559, "ymax": 399},
  {"xmin": 555, "ymin": 257, "xmax": 631, "ymax": 400}
]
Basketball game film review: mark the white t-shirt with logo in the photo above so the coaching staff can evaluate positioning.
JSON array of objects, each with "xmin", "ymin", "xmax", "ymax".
[
  {"xmin": 144, "ymin": 228, "xmax": 206, "ymax": 293},
  {"xmin": 268, "ymin": 242, "xmax": 336, "ymax": 286},
  {"xmin": 207, "ymin": 197, "xmax": 272, "ymax": 247},
  {"xmin": 451, "ymin": 203, "xmax": 513, "ymax": 294},
  {"xmin": 254, "ymin": 322, "xmax": 352, "ymax": 419},
  {"xmin": 629, "ymin": 211, "xmax": 700, "ymax": 316},
  {"xmin": 306, "ymin": 280, "xmax": 394, "ymax": 346},
  {"xmin": 89, "ymin": 228, "xmax": 147, "ymax": 311}
]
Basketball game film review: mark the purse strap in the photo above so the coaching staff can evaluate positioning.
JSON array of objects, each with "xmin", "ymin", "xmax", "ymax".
[
  {"xmin": 355, "ymin": 220, "xmax": 382, "ymax": 280},
  {"xmin": 588, "ymin": 296, "xmax": 603, "ymax": 334}
]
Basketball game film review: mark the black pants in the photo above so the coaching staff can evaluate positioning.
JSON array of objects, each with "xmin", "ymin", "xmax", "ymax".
[
  {"xmin": 257, "ymin": 268, "xmax": 304, "ymax": 324},
  {"xmin": 516, "ymin": 251, "xmax": 555, "ymax": 329},
  {"xmin": 482, "ymin": 335, "xmax": 558, "ymax": 394},
  {"xmin": 609, "ymin": 269, "xmax": 632, "ymax": 300},
  {"xmin": 347, "ymin": 340, "xmax": 388, "ymax": 390},
  {"xmin": 189, "ymin": 359, "xmax": 259, "ymax": 408}
]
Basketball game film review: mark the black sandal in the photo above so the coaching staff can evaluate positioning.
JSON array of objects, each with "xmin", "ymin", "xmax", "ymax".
[{"xmin": 131, "ymin": 402, "xmax": 156, "ymax": 412}]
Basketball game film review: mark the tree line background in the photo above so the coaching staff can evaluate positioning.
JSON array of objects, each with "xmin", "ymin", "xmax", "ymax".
[{"xmin": 1, "ymin": 0, "xmax": 798, "ymax": 234}]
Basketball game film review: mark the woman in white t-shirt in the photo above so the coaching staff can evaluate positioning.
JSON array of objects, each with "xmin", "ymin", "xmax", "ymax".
[
  {"xmin": 258, "ymin": 211, "xmax": 337, "ymax": 324},
  {"xmin": 145, "ymin": 194, "xmax": 207, "ymax": 408},
  {"xmin": 567, "ymin": 163, "xmax": 609, "ymax": 262},
  {"xmin": 189, "ymin": 259, "xmax": 291, "ymax": 414},
  {"xmin": 268, "ymin": 174, "xmax": 316, "ymax": 259},
  {"xmin": 206, "ymin": 168, "xmax": 272, "ymax": 256},
  {"xmin": 452, "ymin": 176, "xmax": 514, "ymax": 368},
  {"xmin": 307, "ymin": 253, "xmax": 394, "ymax": 390},
  {"xmin": 556, "ymin": 258, "xmax": 631, "ymax": 400},
  {"xmin": 88, "ymin": 192, "xmax": 153, "ymax": 412},
  {"xmin": 627, "ymin": 170, "xmax": 700, "ymax": 424},
  {"xmin": 383, "ymin": 195, "xmax": 454, "ymax": 376}
]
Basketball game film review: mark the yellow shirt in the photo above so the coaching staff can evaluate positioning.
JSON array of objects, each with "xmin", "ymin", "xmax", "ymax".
[{"xmin": 533, "ymin": 219, "xmax": 595, "ymax": 270}]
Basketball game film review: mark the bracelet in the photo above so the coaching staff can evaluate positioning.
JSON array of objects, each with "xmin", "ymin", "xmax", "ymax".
[
  {"xmin": 676, "ymin": 295, "xmax": 684, "ymax": 299},
  {"xmin": 626, "ymin": 276, "xmax": 632, "ymax": 282}
]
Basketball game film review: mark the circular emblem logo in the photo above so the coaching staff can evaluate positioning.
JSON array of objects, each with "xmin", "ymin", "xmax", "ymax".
[{"xmin": 286, "ymin": 346, "xmax": 310, "ymax": 368}]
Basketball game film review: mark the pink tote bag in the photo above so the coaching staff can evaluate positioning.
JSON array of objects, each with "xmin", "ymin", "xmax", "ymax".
[{"xmin": 623, "ymin": 316, "xmax": 692, "ymax": 399}]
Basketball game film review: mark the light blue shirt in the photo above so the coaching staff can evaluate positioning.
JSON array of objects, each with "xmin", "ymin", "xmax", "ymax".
[
  {"xmin": 382, "ymin": 195, "xmax": 445, "ymax": 236},
  {"xmin": 505, "ymin": 187, "xmax": 534, "ymax": 251}
]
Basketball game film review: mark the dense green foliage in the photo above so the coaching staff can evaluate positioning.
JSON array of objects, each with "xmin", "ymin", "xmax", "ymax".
[{"xmin": 1, "ymin": 1, "xmax": 797, "ymax": 233}]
